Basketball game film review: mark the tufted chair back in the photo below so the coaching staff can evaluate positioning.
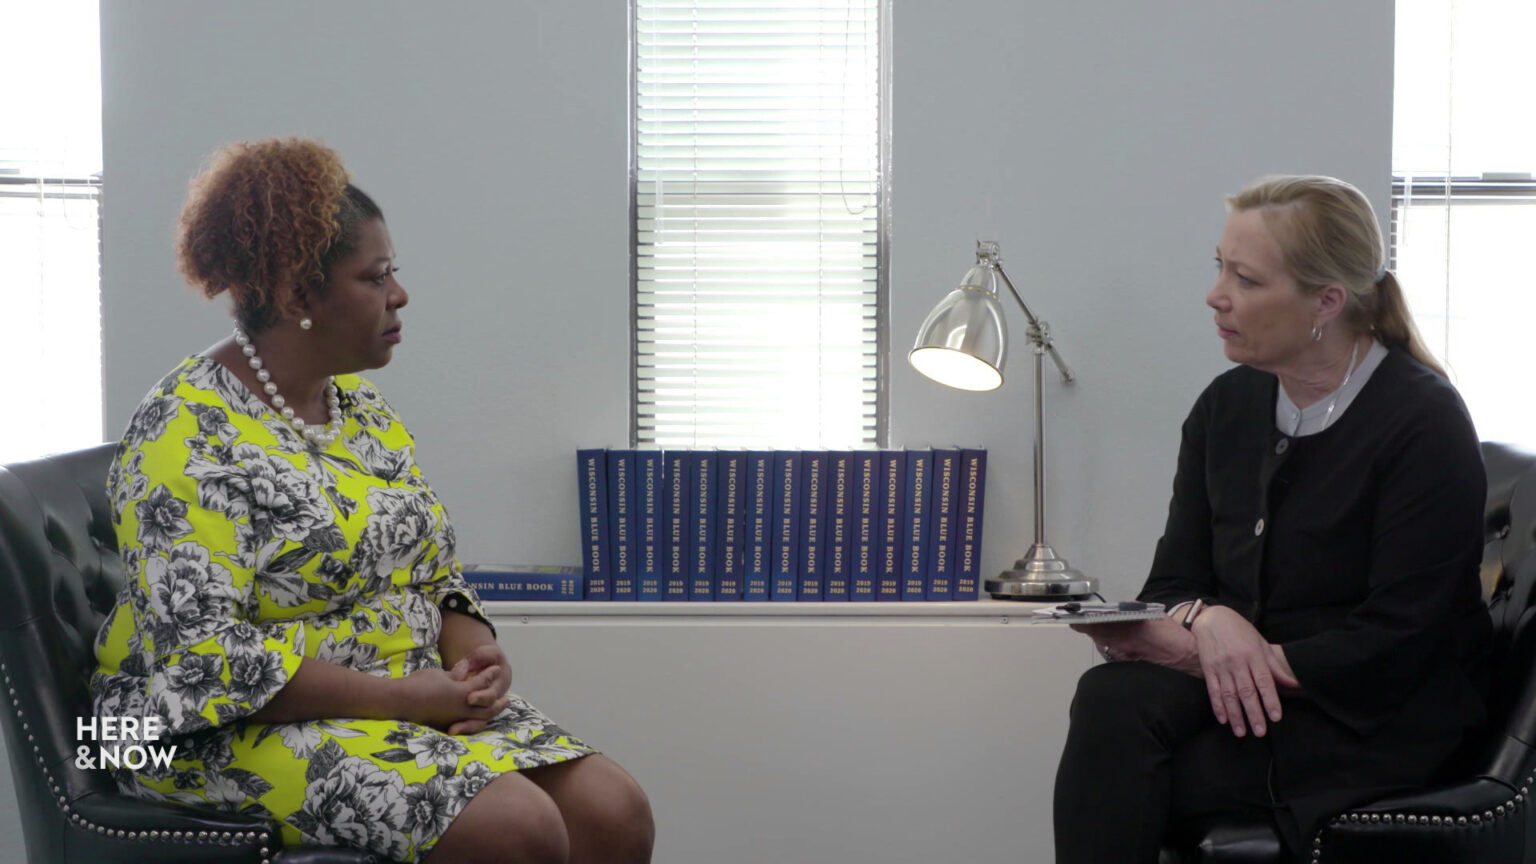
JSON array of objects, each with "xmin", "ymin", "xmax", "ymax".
[
  {"xmin": 1161, "ymin": 441, "xmax": 1536, "ymax": 863},
  {"xmin": 0, "ymin": 445, "xmax": 378, "ymax": 864},
  {"xmin": 0, "ymin": 445, "xmax": 125, "ymax": 855}
]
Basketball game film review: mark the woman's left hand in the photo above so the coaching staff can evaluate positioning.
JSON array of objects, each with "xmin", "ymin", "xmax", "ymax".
[
  {"xmin": 1189, "ymin": 605, "xmax": 1299, "ymax": 738},
  {"xmin": 445, "ymin": 643, "xmax": 513, "ymax": 733},
  {"xmin": 1070, "ymin": 618, "xmax": 1200, "ymax": 674}
]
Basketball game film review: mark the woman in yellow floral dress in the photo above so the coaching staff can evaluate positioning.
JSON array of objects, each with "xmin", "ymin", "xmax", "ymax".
[{"xmin": 90, "ymin": 138, "xmax": 654, "ymax": 863}]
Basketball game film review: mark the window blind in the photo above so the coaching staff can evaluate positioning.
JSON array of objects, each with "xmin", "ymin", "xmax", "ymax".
[
  {"xmin": 632, "ymin": 0, "xmax": 887, "ymax": 449},
  {"xmin": 0, "ymin": 0, "xmax": 103, "ymax": 463},
  {"xmin": 1390, "ymin": 0, "xmax": 1535, "ymax": 449}
]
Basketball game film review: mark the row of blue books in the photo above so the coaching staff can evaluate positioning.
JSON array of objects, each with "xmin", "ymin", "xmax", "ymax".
[{"xmin": 574, "ymin": 448, "xmax": 988, "ymax": 601}]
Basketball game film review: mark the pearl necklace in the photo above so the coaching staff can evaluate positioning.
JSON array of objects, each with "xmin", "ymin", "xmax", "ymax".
[{"xmin": 232, "ymin": 327, "xmax": 343, "ymax": 449}]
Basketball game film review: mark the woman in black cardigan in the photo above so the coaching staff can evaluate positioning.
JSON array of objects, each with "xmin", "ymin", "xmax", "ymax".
[{"xmin": 1052, "ymin": 175, "xmax": 1490, "ymax": 862}]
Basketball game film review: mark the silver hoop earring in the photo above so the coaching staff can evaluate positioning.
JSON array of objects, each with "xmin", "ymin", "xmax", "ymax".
[
  {"xmin": 1310, "ymin": 325, "xmax": 1323, "ymax": 342},
  {"xmin": 299, "ymin": 318, "xmax": 313, "ymax": 331}
]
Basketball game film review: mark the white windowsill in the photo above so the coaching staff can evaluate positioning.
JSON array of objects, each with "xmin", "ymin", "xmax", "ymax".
[{"xmin": 484, "ymin": 597, "xmax": 1073, "ymax": 626}]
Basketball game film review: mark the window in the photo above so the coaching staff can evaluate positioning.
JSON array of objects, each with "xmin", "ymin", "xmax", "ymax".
[
  {"xmin": 0, "ymin": 0, "xmax": 103, "ymax": 464},
  {"xmin": 632, "ymin": 0, "xmax": 888, "ymax": 449},
  {"xmin": 1391, "ymin": 0, "xmax": 1535, "ymax": 449}
]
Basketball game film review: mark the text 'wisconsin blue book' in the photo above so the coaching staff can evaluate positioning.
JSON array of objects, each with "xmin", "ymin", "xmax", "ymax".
[
  {"xmin": 636, "ymin": 450, "xmax": 664, "ymax": 601},
  {"xmin": 770, "ymin": 451, "xmax": 800, "ymax": 601},
  {"xmin": 464, "ymin": 565, "xmax": 584, "ymax": 601},
  {"xmin": 663, "ymin": 450, "xmax": 690, "ymax": 601},
  {"xmin": 575, "ymin": 449, "xmax": 611, "ymax": 600},
  {"xmin": 798, "ymin": 451, "xmax": 828, "ymax": 601},
  {"xmin": 607, "ymin": 450, "xmax": 638, "ymax": 601},
  {"xmin": 743, "ymin": 451, "xmax": 773, "ymax": 601},
  {"xmin": 851, "ymin": 451, "xmax": 880, "ymax": 601},
  {"xmin": 688, "ymin": 450, "xmax": 718, "ymax": 601},
  {"xmin": 716, "ymin": 451, "xmax": 747, "ymax": 600}
]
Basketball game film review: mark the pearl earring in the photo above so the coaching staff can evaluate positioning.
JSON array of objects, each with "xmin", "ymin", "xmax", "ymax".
[{"xmin": 300, "ymin": 318, "xmax": 313, "ymax": 330}]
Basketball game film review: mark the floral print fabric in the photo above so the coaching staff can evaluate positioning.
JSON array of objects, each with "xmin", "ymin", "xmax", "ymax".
[{"xmin": 91, "ymin": 356, "xmax": 594, "ymax": 861}]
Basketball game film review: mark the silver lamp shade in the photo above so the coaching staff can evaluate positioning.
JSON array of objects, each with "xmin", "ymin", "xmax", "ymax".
[{"xmin": 908, "ymin": 263, "xmax": 1008, "ymax": 392}]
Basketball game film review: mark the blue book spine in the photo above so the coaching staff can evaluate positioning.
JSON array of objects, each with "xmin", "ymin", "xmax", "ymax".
[
  {"xmin": 955, "ymin": 448, "xmax": 988, "ymax": 601},
  {"xmin": 715, "ymin": 451, "xmax": 746, "ymax": 600},
  {"xmin": 926, "ymin": 448, "xmax": 961, "ymax": 600},
  {"xmin": 770, "ymin": 451, "xmax": 800, "ymax": 601},
  {"xmin": 851, "ymin": 451, "xmax": 880, "ymax": 601},
  {"xmin": 663, "ymin": 450, "xmax": 691, "ymax": 601},
  {"xmin": 607, "ymin": 450, "xmax": 638, "ymax": 601},
  {"xmin": 576, "ymin": 448, "xmax": 611, "ymax": 600},
  {"xmin": 742, "ymin": 451, "xmax": 774, "ymax": 601},
  {"xmin": 798, "ymin": 451, "xmax": 828, "ymax": 600},
  {"xmin": 877, "ymin": 450, "xmax": 906, "ymax": 601},
  {"xmin": 688, "ymin": 450, "xmax": 718, "ymax": 601},
  {"xmin": 464, "ymin": 565, "xmax": 584, "ymax": 601},
  {"xmin": 636, "ymin": 450, "xmax": 664, "ymax": 601},
  {"xmin": 824, "ymin": 451, "xmax": 853, "ymax": 601},
  {"xmin": 902, "ymin": 449, "xmax": 934, "ymax": 601}
]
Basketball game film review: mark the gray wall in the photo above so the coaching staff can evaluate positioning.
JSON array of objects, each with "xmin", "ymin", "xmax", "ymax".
[
  {"xmin": 1, "ymin": 0, "xmax": 1392, "ymax": 860},
  {"xmin": 95, "ymin": 0, "xmax": 1393, "ymax": 600}
]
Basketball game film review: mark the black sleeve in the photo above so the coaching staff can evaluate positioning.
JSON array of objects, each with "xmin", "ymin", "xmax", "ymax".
[{"xmin": 1138, "ymin": 387, "xmax": 1220, "ymax": 610}]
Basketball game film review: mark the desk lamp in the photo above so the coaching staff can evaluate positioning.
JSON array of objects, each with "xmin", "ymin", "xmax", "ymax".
[{"xmin": 909, "ymin": 241, "xmax": 1095, "ymax": 600}]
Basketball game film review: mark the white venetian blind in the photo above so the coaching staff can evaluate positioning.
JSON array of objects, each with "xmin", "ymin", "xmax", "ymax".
[
  {"xmin": 633, "ymin": 0, "xmax": 885, "ymax": 449},
  {"xmin": 1391, "ymin": 0, "xmax": 1536, "ymax": 449},
  {"xmin": 0, "ymin": 0, "xmax": 103, "ymax": 464}
]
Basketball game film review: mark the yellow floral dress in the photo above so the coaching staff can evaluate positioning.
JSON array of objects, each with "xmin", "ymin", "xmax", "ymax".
[{"xmin": 90, "ymin": 356, "xmax": 595, "ymax": 862}]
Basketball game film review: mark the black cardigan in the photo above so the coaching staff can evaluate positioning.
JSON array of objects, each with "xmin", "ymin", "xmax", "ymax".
[{"xmin": 1139, "ymin": 347, "xmax": 1491, "ymax": 836}]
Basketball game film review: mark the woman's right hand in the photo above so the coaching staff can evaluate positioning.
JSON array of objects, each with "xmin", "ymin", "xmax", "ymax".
[
  {"xmin": 395, "ymin": 666, "xmax": 510, "ymax": 734},
  {"xmin": 1189, "ymin": 605, "xmax": 1299, "ymax": 738}
]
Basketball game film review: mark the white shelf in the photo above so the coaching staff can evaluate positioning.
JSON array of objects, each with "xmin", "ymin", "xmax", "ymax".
[{"xmin": 483, "ymin": 597, "xmax": 1072, "ymax": 626}]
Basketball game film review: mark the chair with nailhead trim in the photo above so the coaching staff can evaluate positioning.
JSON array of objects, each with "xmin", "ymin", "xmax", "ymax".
[
  {"xmin": 0, "ymin": 444, "xmax": 389, "ymax": 864},
  {"xmin": 1158, "ymin": 441, "xmax": 1536, "ymax": 863}
]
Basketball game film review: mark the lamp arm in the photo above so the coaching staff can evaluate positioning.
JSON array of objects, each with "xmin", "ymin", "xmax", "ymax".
[{"xmin": 992, "ymin": 259, "xmax": 1076, "ymax": 384}]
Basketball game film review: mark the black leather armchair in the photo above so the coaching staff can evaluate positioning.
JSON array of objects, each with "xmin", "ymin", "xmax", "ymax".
[
  {"xmin": 0, "ymin": 444, "xmax": 384, "ymax": 864},
  {"xmin": 1161, "ymin": 441, "xmax": 1536, "ymax": 863}
]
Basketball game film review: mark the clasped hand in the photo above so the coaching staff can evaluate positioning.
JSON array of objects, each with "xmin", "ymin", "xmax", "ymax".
[
  {"xmin": 1073, "ymin": 606, "xmax": 1299, "ymax": 738},
  {"xmin": 1187, "ymin": 605, "xmax": 1298, "ymax": 738},
  {"xmin": 401, "ymin": 643, "xmax": 513, "ymax": 735}
]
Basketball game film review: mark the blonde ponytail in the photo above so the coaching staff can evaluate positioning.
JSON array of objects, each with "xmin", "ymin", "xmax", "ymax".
[{"xmin": 1371, "ymin": 271, "xmax": 1447, "ymax": 377}]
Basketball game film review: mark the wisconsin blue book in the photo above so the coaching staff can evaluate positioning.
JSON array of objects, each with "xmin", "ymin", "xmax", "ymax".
[
  {"xmin": 954, "ymin": 447, "xmax": 988, "ymax": 601},
  {"xmin": 575, "ymin": 448, "xmax": 611, "ymax": 600},
  {"xmin": 463, "ymin": 564, "xmax": 583, "ymax": 601},
  {"xmin": 636, "ymin": 450, "xmax": 664, "ymax": 601},
  {"xmin": 901, "ymin": 449, "xmax": 934, "ymax": 601},
  {"xmin": 824, "ymin": 450, "xmax": 853, "ymax": 601},
  {"xmin": 851, "ymin": 450, "xmax": 880, "ymax": 601},
  {"xmin": 606, "ymin": 449, "xmax": 638, "ymax": 601},
  {"xmin": 798, "ymin": 450, "xmax": 829, "ymax": 601},
  {"xmin": 743, "ymin": 451, "xmax": 773, "ymax": 601},
  {"xmin": 770, "ymin": 451, "xmax": 800, "ymax": 601},
  {"xmin": 688, "ymin": 450, "xmax": 718, "ymax": 601},
  {"xmin": 877, "ymin": 449, "xmax": 907, "ymax": 601},
  {"xmin": 716, "ymin": 450, "xmax": 747, "ymax": 601},
  {"xmin": 926, "ymin": 448, "xmax": 961, "ymax": 601},
  {"xmin": 663, "ymin": 450, "xmax": 690, "ymax": 601}
]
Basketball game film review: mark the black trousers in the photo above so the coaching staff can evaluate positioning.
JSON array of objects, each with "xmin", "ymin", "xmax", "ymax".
[{"xmin": 1053, "ymin": 661, "xmax": 1300, "ymax": 863}]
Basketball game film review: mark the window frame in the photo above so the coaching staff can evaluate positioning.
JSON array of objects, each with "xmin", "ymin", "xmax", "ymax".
[{"xmin": 627, "ymin": 0, "xmax": 892, "ymax": 450}]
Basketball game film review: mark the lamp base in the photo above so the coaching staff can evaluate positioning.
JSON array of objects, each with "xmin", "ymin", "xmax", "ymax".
[{"xmin": 985, "ymin": 543, "xmax": 1097, "ymax": 600}]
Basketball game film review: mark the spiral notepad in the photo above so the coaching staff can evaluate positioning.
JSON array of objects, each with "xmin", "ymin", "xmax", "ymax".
[{"xmin": 1031, "ymin": 601, "xmax": 1166, "ymax": 624}]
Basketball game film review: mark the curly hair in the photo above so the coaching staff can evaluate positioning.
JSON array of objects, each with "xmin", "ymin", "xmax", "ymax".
[{"xmin": 176, "ymin": 138, "xmax": 382, "ymax": 332}]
